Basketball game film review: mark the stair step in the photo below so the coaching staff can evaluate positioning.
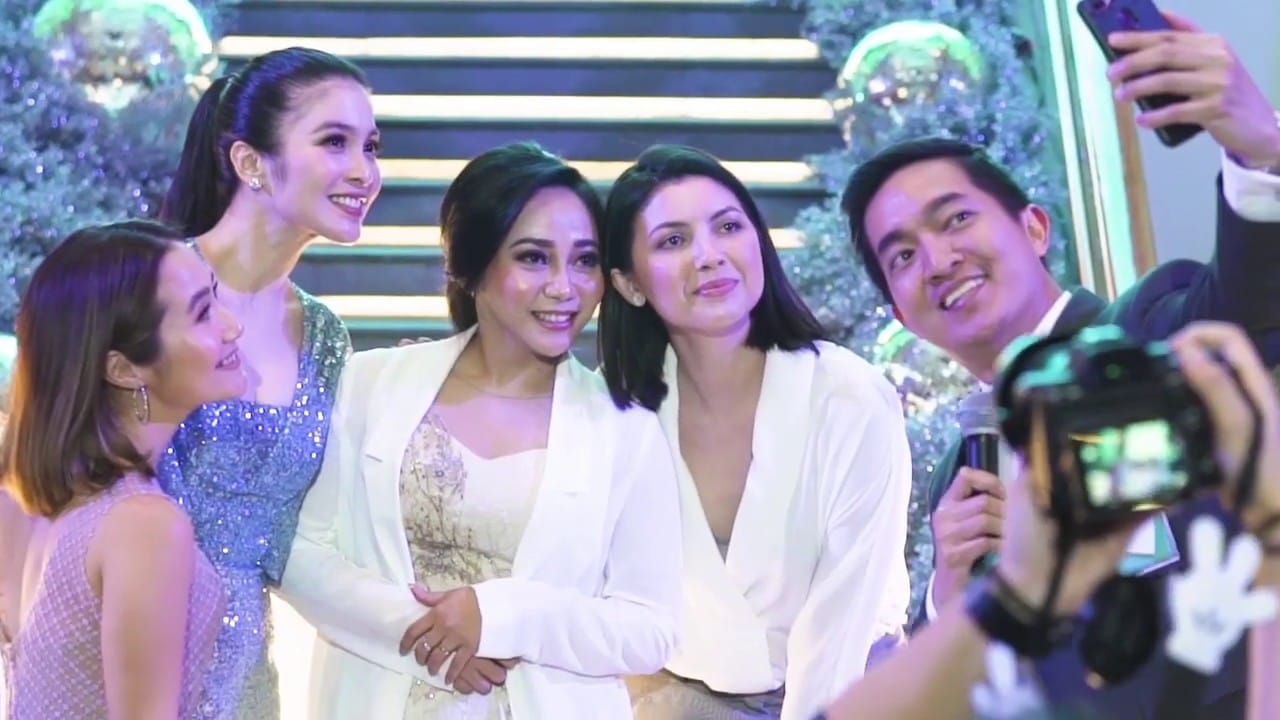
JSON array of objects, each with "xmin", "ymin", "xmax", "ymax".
[
  {"xmin": 292, "ymin": 228, "xmax": 803, "ymax": 296},
  {"xmin": 219, "ymin": 35, "xmax": 817, "ymax": 63},
  {"xmin": 307, "ymin": 225, "xmax": 803, "ymax": 249},
  {"xmin": 223, "ymin": 56, "xmax": 833, "ymax": 100},
  {"xmin": 228, "ymin": 1, "xmax": 807, "ymax": 40},
  {"xmin": 322, "ymin": 294, "xmax": 456, "ymax": 319},
  {"xmin": 375, "ymin": 119, "xmax": 839, "ymax": 162},
  {"xmin": 370, "ymin": 94, "xmax": 830, "ymax": 124},
  {"xmin": 367, "ymin": 179, "xmax": 824, "ymax": 226},
  {"xmin": 378, "ymin": 158, "xmax": 811, "ymax": 184},
  {"xmin": 345, "ymin": 316, "xmax": 459, "ymax": 351},
  {"xmin": 295, "ymin": 245, "xmax": 445, "ymax": 296}
]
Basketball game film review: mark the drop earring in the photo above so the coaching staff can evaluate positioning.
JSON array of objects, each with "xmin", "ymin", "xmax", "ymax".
[{"xmin": 132, "ymin": 385, "xmax": 151, "ymax": 424}]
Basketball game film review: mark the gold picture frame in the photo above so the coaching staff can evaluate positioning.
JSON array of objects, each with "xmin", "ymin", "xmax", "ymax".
[{"xmin": 1038, "ymin": 0, "xmax": 1159, "ymax": 299}]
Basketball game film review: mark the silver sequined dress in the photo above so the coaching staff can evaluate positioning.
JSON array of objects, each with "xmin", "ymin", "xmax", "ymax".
[{"xmin": 157, "ymin": 288, "xmax": 349, "ymax": 720}]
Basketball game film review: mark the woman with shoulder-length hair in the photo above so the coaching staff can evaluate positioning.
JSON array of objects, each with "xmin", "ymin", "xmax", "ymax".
[
  {"xmin": 0, "ymin": 221, "xmax": 244, "ymax": 719},
  {"xmin": 598, "ymin": 144, "xmax": 913, "ymax": 720},
  {"xmin": 278, "ymin": 142, "xmax": 684, "ymax": 719}
]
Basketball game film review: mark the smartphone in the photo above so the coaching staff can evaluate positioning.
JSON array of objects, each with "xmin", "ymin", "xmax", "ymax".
[{"xmin": 1076, "ymin": 0, "xmax": 1203, "ymax": 146}]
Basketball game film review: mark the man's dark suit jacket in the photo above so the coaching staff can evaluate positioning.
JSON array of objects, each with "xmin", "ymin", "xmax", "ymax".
[{"xmin": 911, "ymin": 187, "xmax": 1280, "ymax": 719}]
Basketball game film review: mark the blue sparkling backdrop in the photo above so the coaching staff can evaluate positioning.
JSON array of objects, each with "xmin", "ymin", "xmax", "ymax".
[{"xmin": 0, "ymin": 0, "xmax": 223, "ymax": 329}]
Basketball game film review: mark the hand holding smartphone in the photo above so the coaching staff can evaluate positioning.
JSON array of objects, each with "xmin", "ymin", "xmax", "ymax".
[{"xmin": 1076, "ymin": 0, "xmax": 1204, "ymax": 147}]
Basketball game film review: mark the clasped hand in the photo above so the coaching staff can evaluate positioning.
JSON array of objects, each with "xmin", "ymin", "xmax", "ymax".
[
  {"xmin": 398, "ymin": 585, "xmax": 517, "ymax": 695},
  {"xmin": 932, "ymin": 468, "xmax": 1005, "ymax": 608}
]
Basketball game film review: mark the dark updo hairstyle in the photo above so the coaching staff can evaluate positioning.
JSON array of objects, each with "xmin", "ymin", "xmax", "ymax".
[
  {"xmin": 160, "ymin": 47, "xmax": 369, "ymax": 237},
  {"xmin": 597, "ymin": 144, "xmax": 827, "ymax": 411},
  {"xmin": 440, "ymin": 141, "xmax": 604, "ymax": 331},
  {"xmin": 2, "ymin": 221, "xmax": 183, "ymax": 517}
]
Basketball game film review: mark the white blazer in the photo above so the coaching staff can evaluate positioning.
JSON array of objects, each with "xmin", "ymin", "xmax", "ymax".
[
  {"xmin": 277, "ymin": 330, "xmax": 683, "ymax": 720},
  {"xmin": 658, "ymin": 341, "xmax": 912, "ymax": 720}
]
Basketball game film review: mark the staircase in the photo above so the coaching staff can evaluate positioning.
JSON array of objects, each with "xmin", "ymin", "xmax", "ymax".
[{"xmin": 219, "ymin": 0, "xmax": 838, "ymax": 361}]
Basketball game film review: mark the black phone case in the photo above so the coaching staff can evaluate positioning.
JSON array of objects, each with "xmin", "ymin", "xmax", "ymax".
[{"xmin": 1075, "ymin": 0, "xmax": 1202, "ymax": 146}]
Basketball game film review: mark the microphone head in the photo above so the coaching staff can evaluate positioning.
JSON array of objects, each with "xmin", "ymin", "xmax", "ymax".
[{"xmin": 957, "ymin": 390, "xmax": 1000, "ymax": 436}]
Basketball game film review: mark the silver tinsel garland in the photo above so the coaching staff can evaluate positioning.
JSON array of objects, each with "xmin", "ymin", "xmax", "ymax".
[{"xmin": 775, "ymin": 0, "xmax": 1078, "ymax": 616}]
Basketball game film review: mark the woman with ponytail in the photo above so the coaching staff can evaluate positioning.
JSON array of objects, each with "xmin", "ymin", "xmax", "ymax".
[
  {"xmin": 277, "ymin": 142, "xmax": 683, "ymax": 719},
  {"xmin": 156, "ymin": 47, "xmax": 381, "ymax": 719}
]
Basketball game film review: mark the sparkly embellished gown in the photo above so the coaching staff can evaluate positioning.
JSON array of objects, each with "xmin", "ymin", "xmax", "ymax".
[
  {"xmin": 2, "ymin": 478, "xmax": 224, "ymax": 719},
  {"xmin": 399, "ymin": 413, "xmax": 543, "ymax": 719},
  {"xmin": 157, "ymin": 288, "xmax": 349, "ymax": 720}
]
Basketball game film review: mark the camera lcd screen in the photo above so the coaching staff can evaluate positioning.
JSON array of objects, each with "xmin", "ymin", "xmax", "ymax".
[{"xmin": 1069, "ymin": 419, "xmax": 1188, "ymax": 509}]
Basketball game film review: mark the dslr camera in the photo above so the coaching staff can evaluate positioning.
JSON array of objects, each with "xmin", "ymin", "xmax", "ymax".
[{"xmin": 994, "ymin": 325, "xmax": 1218, "ymax": 538}]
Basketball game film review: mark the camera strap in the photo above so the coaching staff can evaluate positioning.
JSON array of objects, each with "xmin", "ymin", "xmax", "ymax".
[
  {"xmin": 1034, "ymin": 523, "xmax": 1077, "ymax": 629},
  {"xmin": 1057, "ymin": 510, "xmax": 1161, "ymax": 687},
  {"xmin": 966, "ymin": 570, "xmax": 1075, "ymax": 659},
  {"xmin": 1225, "ymin": 363, "xmax": 1264, "ymax": 521}
]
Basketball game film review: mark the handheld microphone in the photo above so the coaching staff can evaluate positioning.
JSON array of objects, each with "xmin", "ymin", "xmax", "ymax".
[
  {"xmin": 957, "ymin": 390, "xmax": 1001, "ymax": 574},
  {"xmin": 957, "ymin": 390, "xmax": 1000, "ymax": 477}
]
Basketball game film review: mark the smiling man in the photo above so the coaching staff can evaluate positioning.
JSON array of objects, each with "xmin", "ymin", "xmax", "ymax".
[
  {"xmin": 838, "ymin": 15, "xmax": 1280, "ymax": 719},
  {"xmin": 852, "ymin": 150, "xmax": 1064, "ymax": 383}
]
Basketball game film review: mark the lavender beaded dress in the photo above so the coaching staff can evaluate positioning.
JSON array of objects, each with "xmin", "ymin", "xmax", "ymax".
[
  {"xmin": 157, "ymin": 287, "xmax": 349, "ymax": 720},
  {"xmin": 2, "ymin": 478, "xmax": 224, "ymax": 720}
]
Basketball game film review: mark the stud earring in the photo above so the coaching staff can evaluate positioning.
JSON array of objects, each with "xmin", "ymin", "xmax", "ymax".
[
  {"xmin": 248, "ymin": 177, "xmax": 262, "ymax": 191},
  {"xmin": 631, "ymin": 293, "xmax": 646, "ymax": 307},
  {"xmin": 132, "ymin": 385, "xmax": 151, "ymax": 424}
]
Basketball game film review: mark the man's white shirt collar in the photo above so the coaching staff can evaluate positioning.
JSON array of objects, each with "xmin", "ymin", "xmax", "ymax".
[
  {"xmin": 1032, "ymin": 291, "xmax": 1073, "ymax": 338},
  {"xmin": 974, "ymin": 291, "xmax": 1072, "ymax": 394}
]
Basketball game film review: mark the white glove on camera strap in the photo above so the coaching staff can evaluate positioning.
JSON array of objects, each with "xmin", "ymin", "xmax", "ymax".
[
  {"xmin": 970, "ymin": 642, "xmax": 1050, "ymax": 719},
  {"xmin": 1166, "ymin": 515, "xmax": 1278, "ymax": 674}
]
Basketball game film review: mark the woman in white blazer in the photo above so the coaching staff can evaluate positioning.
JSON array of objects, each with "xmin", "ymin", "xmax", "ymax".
[
  {"xmin": 277, "ymin": 143, "xmax": 683, "ymax": 720},
  {"xmin": 598, "ymin": 145, "xmax": 913, "ymax": 720}
]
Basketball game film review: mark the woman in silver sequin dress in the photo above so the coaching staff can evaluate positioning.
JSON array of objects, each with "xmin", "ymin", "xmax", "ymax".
[
  {"xmin": 278, "ymin": 143, "xmax": 684, "ymax": 719},
  {"xmin": 0, "ymin": 222, "xmax": 242, "ymax": 719},
  {"xmin": 155, "ymin": 48, "xmax": 382, "ymax": 720}
]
